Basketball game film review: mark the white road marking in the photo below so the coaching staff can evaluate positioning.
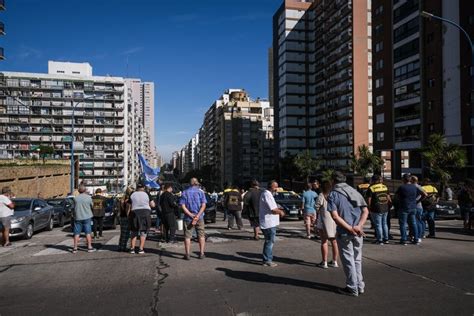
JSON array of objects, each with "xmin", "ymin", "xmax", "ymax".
[
  {"xmin": 98, "ymin": 235, "xmax": 120, "ymax": 252},
  {"xmin": 33, "ymin": 238, "xmax": 74, "ymax": 256},
  {"xmin": 0, "ymin": 241, "xmax": 31, "ymax": 255}
]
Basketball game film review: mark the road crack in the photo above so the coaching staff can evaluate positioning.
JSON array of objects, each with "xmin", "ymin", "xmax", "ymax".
[{"xmin": 150, "ymin": 249, "xmax": 169, "ymax": 316}]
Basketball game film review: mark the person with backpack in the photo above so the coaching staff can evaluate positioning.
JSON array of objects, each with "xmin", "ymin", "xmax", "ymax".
[
  {"xmin": 366, "ymin": 175, "xmax": 391, "ymax": 245},
  {"xmin": 421, "ymin": 179, "xmax": 439, "ymax": 238},
  {"xmin": 224, "ymin": 185, "xmax": 243, "ymax": 230},
  {"xmin": 91, "ymin": 188, "xmax": 107, "ymax": 240},
  {"xmin": 458, "ymin": 180, "xmax": 474, "ymax": 231}
]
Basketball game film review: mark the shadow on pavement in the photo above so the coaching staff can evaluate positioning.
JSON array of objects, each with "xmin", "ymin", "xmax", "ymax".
[
  {"xmin": 215, "ymin": 267, "xmax": 338, "ymax": 293},
  {"xmin": 203, "ymin": 251, "xmax": 262, "ymax": 265},
  {"xmin": 237, "ymin": 251, "xmax": 315, "ymax": 267}
]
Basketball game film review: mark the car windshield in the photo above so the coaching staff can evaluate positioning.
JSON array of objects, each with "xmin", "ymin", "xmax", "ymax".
[
  {"xmin": 47, "ymin": 199, "xmax": 63, "ymax": 206},
  {"xmin": 14, "ymin": 200, "xmax": 31, "ymax": 212},
  {"xmin": 275, "ymin": 192, "xmax": 299, "ymax": 200}
]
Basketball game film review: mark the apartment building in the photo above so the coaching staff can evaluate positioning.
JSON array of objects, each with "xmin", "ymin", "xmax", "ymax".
[
  {"xmin": 272, "ymin": 0, "xmax": 372, "ymax": 170},
  {"xmin": 372, "ymin": 0, "xmax": 474, "ymax": 178},
  {"xmin": 178, "ymin": 89, "xmax": 275, "ymax": 188},
  {"xmin": 0, "ymin": 61, "xmax": 127, "ymax": 191},
  {"xmin": 1, "ymin": 0, "xmax": 5, "ymax": 61}
]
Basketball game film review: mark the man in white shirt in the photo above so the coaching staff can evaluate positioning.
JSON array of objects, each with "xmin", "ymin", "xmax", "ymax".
[
  {"xmin": 0, "ymin": 187, "xmax": 15, "ymax": 247},
  {"xmin": 259, "ymin": 180, "xmax": 285, "ymax": 267}
]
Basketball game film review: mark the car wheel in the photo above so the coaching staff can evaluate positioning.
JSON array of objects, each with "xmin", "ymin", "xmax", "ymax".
[
  {"xmin": 25, "ymin": 223, "xmax": 34, "ymax": 239},
  {"xmin": 58, "ymin": 214, "xmax": 65, "ymax": 227},
  {"xmin": 46, "ymin": 217, "xmax": 54, "ymax": 231}
]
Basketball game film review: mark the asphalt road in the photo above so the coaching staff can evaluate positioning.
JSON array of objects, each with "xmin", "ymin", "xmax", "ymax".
[{"xmin": 0, "ymin": 216, "xmax": 473, "ymax": 316}]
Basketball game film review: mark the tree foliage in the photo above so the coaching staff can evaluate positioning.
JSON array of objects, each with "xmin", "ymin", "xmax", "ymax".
[
  {"xmin": 294, "ymin": 150, "xmax": 321, "ymax": 182},
  {"xmin": 351, "ymin": 145, "xmax": 383, "ymax": 178},
  {"xmin": 421, "ymin": 134, "xmax": 467, "ymax": 184},
  {"xmin": 38, "ymin": 145, "xmax": 54, "ymax": 164},
  {"xmin": 279, "ymin": 152, "xmax": 299, "ymax": 181}
]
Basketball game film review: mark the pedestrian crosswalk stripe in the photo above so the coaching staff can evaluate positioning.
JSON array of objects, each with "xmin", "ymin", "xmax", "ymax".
[
  {"xmin": 98, "ymin": 235, "xmax": 120, "ymax": 252},
  {"xmin": 0, "ymin": 241, "xmax": 31, "ymax": 255},
  {"xmin": 33, "ymin": 239, "xmax": 73, "ymax": 256}
]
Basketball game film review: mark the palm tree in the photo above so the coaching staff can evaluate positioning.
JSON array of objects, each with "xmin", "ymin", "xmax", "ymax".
[
  {"xmin": 421, "ymin": 134, "xmax": 467, "ymax": 184},
  {"xmin": 351, "ymin": 144, "xmax": 383, "ymax": 178},
  {"xmin": 294, "ymin": 150, "xmax": 321, "ymax": 182},
  {"xmin": 321, "ymin": 169, "xmax": 335, "ymax": 182}
]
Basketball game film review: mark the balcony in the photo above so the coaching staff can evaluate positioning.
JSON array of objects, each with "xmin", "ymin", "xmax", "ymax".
[
  {"xmin": 0, "ymin": 22, "xmax": 4, "ymax": 36},
  {"xmin": 0, "ymin": 47, "xmax": 4, "ymax": 60}
]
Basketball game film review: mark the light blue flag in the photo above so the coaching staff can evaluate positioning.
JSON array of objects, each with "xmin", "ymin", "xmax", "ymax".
[{"xmin": 137, "ymin": 152, "xmax": 161, "ymax": 182}]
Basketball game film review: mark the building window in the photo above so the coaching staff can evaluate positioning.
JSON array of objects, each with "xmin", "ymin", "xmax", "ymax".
[
  {"xmin": 427, "ymin": 100, "xmax": 433, "ymax": 110},
  {"xmin": 375, "ymin": 41, "xmax": 384, "ymax": 53},
  {"xmin": 428, "ymin": 79, "xmax": 435, "ymax": 87},
  {"xmin": 56, "ymin": 70, "xmax": 65, "ymax": 74},
  {"xmin": 394, "ymin": 39, "xmax": 419, "ymax": 63},
  {"xmin": 426, "ymin": 32, "xmax": 434, "ymax": 43},
  {"xmin": 375, "ymin": 59, "xmax": 384, "ymax": 71},
  {"xmin": 375, "ymin": 24, "xmax": 384, "ymax": 36},
  {"xmin": 376, "ymin": 113, "xmax": 385, "ymax": 124},
  {"xmin": 429, "ymin": 124, "xmax": 435, "ymax": 132},
  {"xmin": 374, "ymin": 5, "xmax": 384, "ymax": 16},
  {"xmin": 376, "ymin": 95, "xmax": 384, "ymax": 106},
  {"xmin": 377, "ymin": 132, "xmax": 385, "ymax": 141},
  {"xmin": 376, "ymin": 78, "xmax": 384, "ymax": 88}
]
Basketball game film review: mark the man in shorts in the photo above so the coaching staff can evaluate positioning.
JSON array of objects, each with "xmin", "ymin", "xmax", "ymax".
[
  {"xmin": 243, "ymin": 180, "xmax": 262, "ymax": 240},
  {"xmin": 72, "ymin": 185, "xmax": 96, "ymax": 253},
  {"xmin": 301, "ymin": 183, "xmax": 318, "ymax": 239},
  {"xmin": 129, "ymin": 183, "xmax": 153, "ymax": 254},
  {"xmin": 179, "ymin": 178, "xmax": 207, "ymax": 260},
  {"xmin": 0, "ymin": 187, "xmax": 15, "ymax": 247}
]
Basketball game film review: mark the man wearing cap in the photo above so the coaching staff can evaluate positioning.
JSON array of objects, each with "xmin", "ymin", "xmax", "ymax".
[
  {"xmin": 0, "ymin": 187, "xmax": 15, "ymax": 247},
  {"xmin": 366, "ymin": 175, "xmax": 391, "ymax": 245},
  {"xmin": 91, "ymin": 188, "xmax": 107, "ymax": 240},
  {"xmin": 327, "ymin": 171, "xmax": 369, "ymax": 297}
]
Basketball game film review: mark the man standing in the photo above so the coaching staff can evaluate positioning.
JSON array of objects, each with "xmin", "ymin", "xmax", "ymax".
[
  {"xmin": 160, "ymin": 184, "xmax": 178, "ymax": 243},
  {"xmin": 421, "ymin": 179, "xmax": 439, "ymax": 238},
  {"xmin": 301, "ymin": 183, "xmax": 318, "ymax": 239},
  {"xmin": 395, "ymin": 174, "xmax": 427, "ymax": 245},
  {"xmin": 91, "ymin": 188, "xmax": 106, "ymax": 240},
  {"xmin": 224, "ymin": 185, "xmax": 243, "ymax": 230},
  {"xmin": 0, "ymin": 187, "xmax": 15, "ymax": 247},
  {"xmin": 129, "ymin": 183, "xmax": 153, "ymax": 254},
  {"xmin": 72, "ymin": 185, "xmax": 96, "ymax": 253},
  {"xmin": 259, "ymin": 180, "xmax": 285, "ymax": 267},
  {"xmin": 179, "ymin": 178, "xmax": 207, "ymax": 260},
  {"xmin": 366, "ymin": 175, "xmax": 391, "ymax": 245},
  {"xmin": 327, "ymin": 171, "xmax": 368, "ymax": 297},
  {"xmin": 243, "ymin": 180, "xmax": 262, "ymax": 240}
]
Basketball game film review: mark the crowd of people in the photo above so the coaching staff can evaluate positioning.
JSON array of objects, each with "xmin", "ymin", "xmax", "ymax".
[{"xmin": 1, "ymin": 171, "xmax": 474, "ymax": 297}]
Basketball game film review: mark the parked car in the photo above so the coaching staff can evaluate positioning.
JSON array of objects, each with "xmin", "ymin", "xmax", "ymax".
[
  {"xmin": 274, "ymin": 190, "xmax": 302, "ymax": 220},
  {"xmin": 434, "ymin": 200, "xmax": 461, "ymax": 220},
  {"xmin": 46, "ymin": 197, "xmax": 74, "ymax": 227},
  {"xmin": 204, "ymin": 193, "xmax": 217, "ymax": 224},
  {"xmin": 0, "ymin": 198, "xmax": 55, "ymax": 239}
]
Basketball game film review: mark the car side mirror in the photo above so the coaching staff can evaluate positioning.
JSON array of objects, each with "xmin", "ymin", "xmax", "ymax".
[{"xmin": 34, "ymin": 207, "xmax": 41, "ymax": 211}]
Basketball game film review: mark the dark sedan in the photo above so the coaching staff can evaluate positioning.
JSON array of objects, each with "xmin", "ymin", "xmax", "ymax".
[
  {"xmin": 204, "ymin": 194, "xmax": 217, "ymax": 224},
  {"xmin": 46, "ymin": 197, "xmax": 74, "ymax": 227},
  {"xmin": 435, "ymin": 200, "xmax": 461, "ymax": 220},
  {"xmin": 274, "ymin": 191, "xmax": 302, "ymax": 220},
  {"xmin": 0, "ymin": 198, "xmax": 55, "ymax": 239}
]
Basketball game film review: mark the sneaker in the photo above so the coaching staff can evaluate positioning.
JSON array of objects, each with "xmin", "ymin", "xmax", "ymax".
[
  {"xmin": 317, "ymin": 261, "xmax": 328, "ymax": 269},
  {"xmin": 130, "ymin": 249, "xmax": 136, "ymax": 254},
  {"xmin": 337, "ymin": 287, "xmax": 358, "ymax": 297},
  {"xmin": 374, "ymin": 241, "xmax": 384, "ymax": 245},
  {"xmin": 306, "ymin": 235, "xmax": 312, "ymax": 239},
  {"xmin": 263, "ymin": 261, "xmax": 278, "ymax": 267},
  {"xmin": 3, "ymin": 242, "xmax": 12, "ymax": 247},
  {"xmin": 138, "ymin": 249, "xmax": 145, "ymax": 254},
  {"xmin": 227, "ymin": 227, "xmax": 232, "ymax": 230},
  {"xmin": 184, "ymin": 254, "xmax": 190, "ymax": 261},
  {"xmin": 199, "ymin": 253, "xmax": 205, "ymax": 259},
  {"xmin": 399, "ymin": 241, "xmax": 408, "ymax": 246},
  {"xmin": 87, "ymin": 248, "xmax": 97, "ymax": 253},
  {"xmin": 72, "ymin": 248, "xmax": 78, "ymax": 254},
  {"xmin": 383, "ymin": 240, "xmax": 389, "ymax": 244},
  {"xmin": 328, "ymin": 261, "xmax": 339, "ymax": 268},
  {"xmin": 358, "ymin": 288, "xmax": 365, "ymax": 295}
]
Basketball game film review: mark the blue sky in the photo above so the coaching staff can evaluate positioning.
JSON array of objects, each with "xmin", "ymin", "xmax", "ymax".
[{"xmin": 1, "ymin": 0, "xmax": 280, "ymax": 161}]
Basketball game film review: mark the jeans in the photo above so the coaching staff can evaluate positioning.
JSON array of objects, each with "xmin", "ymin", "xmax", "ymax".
[
  {"xmin": 371, "ymin": 212, "xmax": 388, "ymax": 242},
  {"xmin": 92, "ymin": 216, "xmax": 104, "ymax": 237},
  {"xmin": 415, "ymin": 208, "xmax": 425, "ymax": 239},
  {"xmin": 73, "ymin": 219, "xmax": 92, "ymax": 236},
  {"xmin": 425, "ymin": 210, "xmax": 436, "ymax": 236},
  {"xmin": 228, "ymin": 210, "xmax": 243, "ymax": 229},
  {"xmin": 398, "ymin": 209, "xmax": 417, "ymax": 242},
  {"xmin": 337, "ymin": 234, "xmax": 365, "ymax": 293},
  {"xmin": 262, "ymin": 227, "xmax": 277, "ymax": 263}
]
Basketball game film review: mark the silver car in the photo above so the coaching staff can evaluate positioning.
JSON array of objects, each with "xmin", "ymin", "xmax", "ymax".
[{"xmin": 2, "ymin": 198, "xmax": 55, "ymax": 239}]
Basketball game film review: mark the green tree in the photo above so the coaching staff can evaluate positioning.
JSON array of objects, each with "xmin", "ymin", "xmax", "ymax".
[
  {"xmin": 294, "ymin": 150, "xmax": 321, "ymax": 182},
  {"xmin": 421, "ymin": 134, "xmax": 467, "ymax": 184},
  {"xmin": 279, "ymin": 152, "xmax": 299, "ymax": 183},
  {"xmin": 38, "ymin": 145, "xmax": 54, "ymax": 164},
  {"xmin": 321, "ymin": 169, "xmax": 335, "ymax": 182},
  {"xmin": 351, "ymin": 144, "xmax": 383, "ymax": 178}
]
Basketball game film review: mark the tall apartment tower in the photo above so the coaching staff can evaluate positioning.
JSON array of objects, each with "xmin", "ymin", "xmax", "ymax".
[
  {"xmin": 0, "ymin": 0, "xmax": 5, "ymax": 61},
  {"xmin": 273, "ymin": 0, "xmax": 372, "ymax": 169},
  {"xmin": 0, "ymin": 61, "xmax": 128, "ymax": 191},
  {"xmin": 372, "ymin": 0, "xmax": 474, "ymax": 178}
]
